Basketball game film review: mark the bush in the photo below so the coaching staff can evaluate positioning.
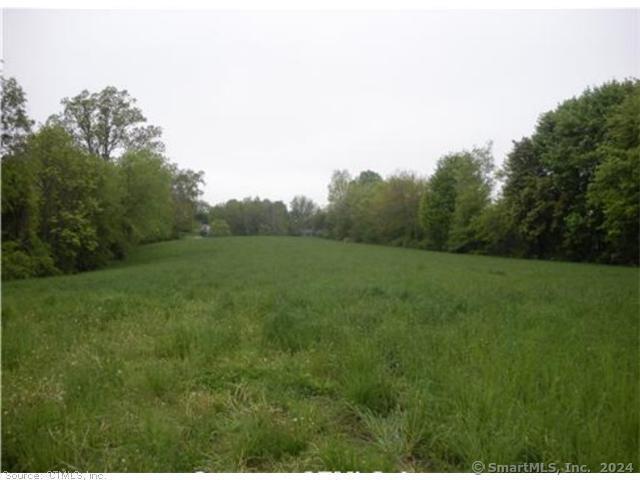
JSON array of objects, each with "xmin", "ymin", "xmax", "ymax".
[
  {"xmin": 2, "ymin": 242, "xmax": 36, "ymax": 280},
  {"xmin": 2, "ymin": 241, "xmax": 58, "ymax": 280}
]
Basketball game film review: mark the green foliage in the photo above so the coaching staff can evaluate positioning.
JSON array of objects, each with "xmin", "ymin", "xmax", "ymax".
[
  {"xmin": 53, "ymin": 86, "xmax": 164, "ymax": 160},
  {"xmin": 170, "ymin": 167, "xmax": 205, "ymax": 234},
  {"xmin": 369, "ymin": 172, "xmax": 425, "ymax": 246},
  {"xmin": 210, "ymin": 197, "xmax": 289, "ymax": 236},
  {"xmin": 326, "ymin": 169, "xmax": 353, "ymax": 238},
  {"xmin": 3, "ymin": 76, "xmax": 639, "ymax": 283},
  {"xmin": 472, "ymin": 200, "xmax": 520, "ymax": 256},
  {"xmin": 2, "ymin": 237, "xmax": 637, "ymax": 471},
  {"xmin": 501, "ymin": 79, "xmax": 639, "ymax": 263},
  {"xmin": 289, "ymin": 195, "xmax": 319, "ymax": 235},
  {"xmin": 210, "ymin": 218, "xmax": 232, "ymax": 236},
  {"xmin": 1, "ymin": 242, "xmax": 39, "ymax": 280},
  {"xmin": 2, "ymin": 126, "xmax": 123, "ymax": 273},
  {"xmin": 419, "ymin": 144, "xmax": 494, "ymax": 252},
  {"xmin": 1, "ymin": 77, "xmax": 34, "ymax": 156},
  {"xmin": 118, "ymin": 150, "xmax": 175, "ymax": 244},
  {"xmin": 1, "ymin": 80, "xmax": 206, "ymax": 278},
  {"xmin": 321, "ymin": 80, "xmax": 638, "ymax": 265},
  {"xmin": 587, "ymin": 87, "xmax": 640, "ymax": 264}
]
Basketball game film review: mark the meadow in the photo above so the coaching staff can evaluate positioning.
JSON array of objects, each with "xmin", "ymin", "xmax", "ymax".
[{"xmin": 2, "ymin": 236, "xmax": 638, "ymax": 472}]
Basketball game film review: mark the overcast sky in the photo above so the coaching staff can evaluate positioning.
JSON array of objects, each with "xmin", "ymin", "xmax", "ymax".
[{"xmin": 3, "ymin": 9, "xmax": 638, "ymax": 206}]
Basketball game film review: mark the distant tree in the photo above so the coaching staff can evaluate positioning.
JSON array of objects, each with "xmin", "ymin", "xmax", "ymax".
[
  {"xmin": 53, "ymin": 86, "xmax": 164, "ymax": 160},
  {"xmin": 446, "ymin": 144, "xmax": 494, "ymax": 252},
  {"xmin": 419, "ymin": 144, "xmax": 494, "ymax": 252},
  {"xmin": 258, "ymin": 199, "xmax": 289, "ymax": 235},
  {"xmin": 326, "ymin": 169, "xmax": 353, "ymax": 238},
  {"xmin": 289, "ymin": 195, "xmax": 319, "ymax": 235},
  {"xmin": 328, "ymin": 169, "xmax": 352, "ymax": 204},
  {"xmin": 371, "ymin": 172, "xmax": 425, "ymax": 245},
  {"xmin": 1, "ymin": 77, "xmax": 34, "ymax": 156},
  {"xmin": 310, "ymin": 209, "xmax": 328, "ymax": 235},
  {"xmin": 211, "ymin": 197, "xmax": 289, "ymax": 236},
  {"xmin": 345, "ymin": 172, "xmax": 382, "ymax": 242},
  {"xmin": 355, "ymin": 170, "xmax": 383, "ymax": 185},
  {"xmin": 170, "ymin": 167, "xmax": 205, "ymax": 234},
  {"xmin": 327, "ymin": 169, "xmax": 386, "ymax": 241},
  {"xmin": 210, "ymin": 218, "xmax": 231, "ymax": 236},
  {"xmin": 194, "ymin": 200, "xmax": 211, "ymax": 225}
]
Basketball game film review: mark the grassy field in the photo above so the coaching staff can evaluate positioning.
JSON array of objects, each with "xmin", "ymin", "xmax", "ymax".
[{"xmin": 2, "ymin": 236, "xmax": 638, "ymax": 472}]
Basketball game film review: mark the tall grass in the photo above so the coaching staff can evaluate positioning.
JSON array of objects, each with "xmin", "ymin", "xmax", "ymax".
[{"xmin": 2, "ymin": 236, "xmax": 638, "ymax": 471}]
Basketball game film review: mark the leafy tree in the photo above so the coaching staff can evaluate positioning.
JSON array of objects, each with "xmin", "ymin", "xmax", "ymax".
[
  {"xmin": 501, "ymin": 79, "xmax": 639, "ymax": 263},
  {"xmin": 371, "ymin": 172, "xmax": 425, "ymax": 246},
  {"xmin": 473, "ymin": 198, "xmax": 521, "ymax": 256},
  {"xmin": 328, "ymin": 169, "xmax": 352, "ymax": 204},
  {"xmin": 261, "ymin": 199, "xmax": 289, "ymax": 235},
  {"xmin": 447, "ymin": 144, "xmax": 494, "ymax": 252},
  {"xmin": 26, "ymin": 126, "xmax": 120, "ymax": 272},
  {"xmin": 54, "ymin": 86, "xmax": 164, "ymax": 160},
  {"xmin": 419, "ymin": 159, "xmax": 457, "ymax": 250},
  {"xmin": 1, "ymin": 144, "xmax": 57, "ymax": 278},
  {"xmin": 326, "ymin": 170, "xmax": 353, "ymax": 239},
  {"xmin": 211, "ymin": 197, "xmax": 289, "ymax": 236},
  {"xmin": 355, "ymin": 170, "xmax": 383, "ymax": 185},
  {"xmin": 210, "ymin": 218, "xmax": 231, "ymax": 236},
  {"xmin": 2, "ymin": 147, "xmax": 39, "ymax": 246},
  {"xmin": 1, "ymin": 77, "xmax": 34, "ymax": 156},
  {"xmin": 419, "ymin": 144, "xmax": 494, "ymax": 252},
  {"xmin": 170, "ymin": 166, "xmax": 205, "ymax": 234},
  {"xmin": 118, "ymin": 150, "xmax": 174, "ymax": 244},
  {"xmin": 500, "ymin": 137, "xmax": 556, "ymax": 257},
  {"xmin": 326, "ymin": 169, "xmax": 384, "ymax": 242},
  {"xmin": 587, "ymin": 86, "xmax": 640, "ymax": 264},
  {"xmin": 289, "ymin": 195, "xmax": 319, "ymax": 235}
]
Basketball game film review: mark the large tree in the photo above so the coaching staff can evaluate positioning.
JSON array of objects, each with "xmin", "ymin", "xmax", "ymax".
[
  {"xmin": 587, "ymin": 85, "xmax": 640, "ymax": 264},
  {"xmin": 54, "ymin": 86, "xmax": 164, "ymax": 160}
]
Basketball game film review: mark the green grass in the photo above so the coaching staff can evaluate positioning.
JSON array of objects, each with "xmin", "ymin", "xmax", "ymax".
[{"xmin": 2, "ymin": 236, "xmax": 638, "ymax": 472}]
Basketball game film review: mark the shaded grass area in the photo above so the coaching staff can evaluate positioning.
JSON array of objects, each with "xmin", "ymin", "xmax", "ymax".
[{"xmin": 2, "ymin": 236, "xmax": 638, "ymax": 471}]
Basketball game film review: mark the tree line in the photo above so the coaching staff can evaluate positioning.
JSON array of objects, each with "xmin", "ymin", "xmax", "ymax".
[
  {"xmin": 1, "ymin": 78, "xmax": 204, "ymax": 279},
  {"xmin": 3, "ymin": 78, "xmax": 638, "ymax": 280},
  {"xmin": 203, "ymin": 79, "xmax": 638, "ymax": 265}
]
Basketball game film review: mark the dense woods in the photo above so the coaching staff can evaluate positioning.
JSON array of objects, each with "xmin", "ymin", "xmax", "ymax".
[
  {"xmin": 1, "ymin": 79, "xmax": 204, "ymax": 279},
  {"xmin": 206, "ymin": 79, "xmax": 639, "ymax": 265},
  {"xmin": 2, "ymin": 78, "xmax": 638, "ymax": 279}
]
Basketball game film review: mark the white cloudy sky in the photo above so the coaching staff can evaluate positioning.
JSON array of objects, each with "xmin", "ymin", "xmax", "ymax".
[{"xmin": 2, "ymin": 9, "xmax": 638, "ymax": 206}]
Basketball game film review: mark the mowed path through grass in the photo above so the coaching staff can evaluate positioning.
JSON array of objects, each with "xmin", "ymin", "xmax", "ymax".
[{"xmin": 2, "ymin": 237, "xmax": 638, "ymax": 471}]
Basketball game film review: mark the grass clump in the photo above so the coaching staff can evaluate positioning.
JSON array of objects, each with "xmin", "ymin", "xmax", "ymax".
[{"xmin": 233, "ymin": 413, "xmax": 307, "ymax": 468}]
